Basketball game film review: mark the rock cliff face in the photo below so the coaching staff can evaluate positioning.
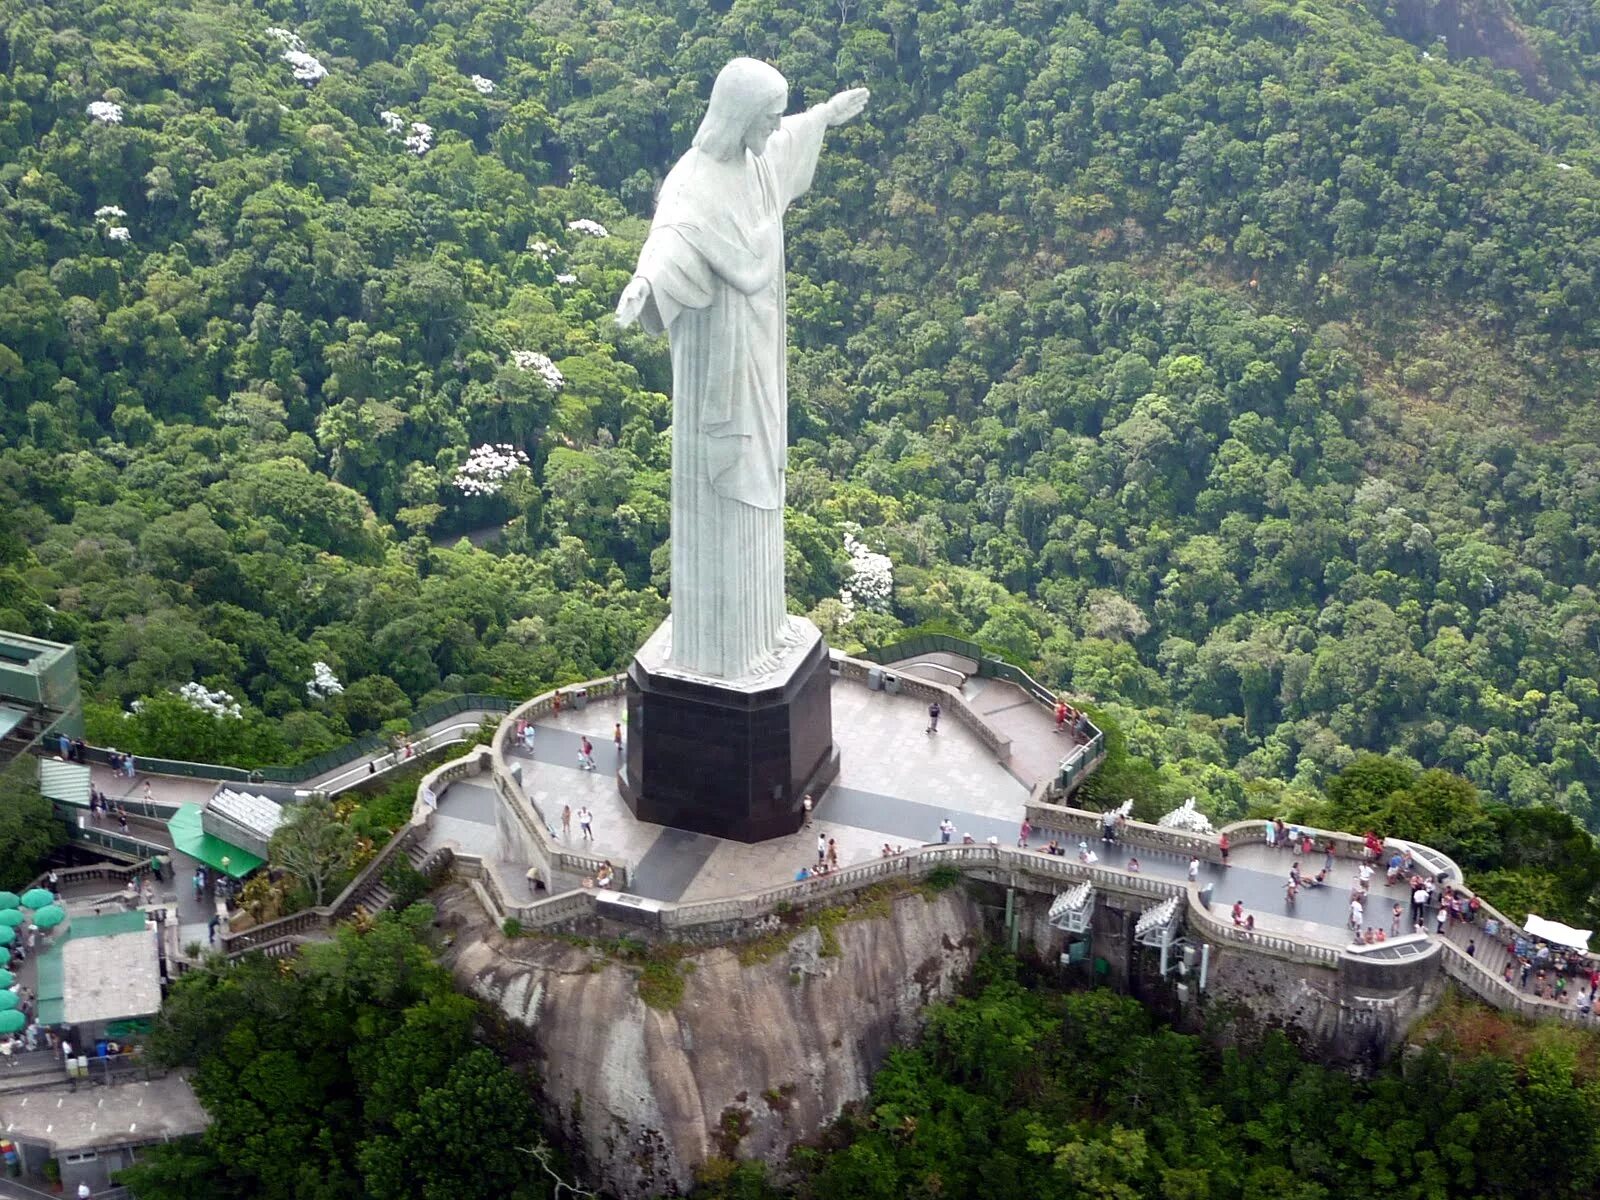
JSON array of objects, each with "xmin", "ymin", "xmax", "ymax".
[{"xmin": 440, "ymin": 886, "xmax": 985, "ymax": 1198}]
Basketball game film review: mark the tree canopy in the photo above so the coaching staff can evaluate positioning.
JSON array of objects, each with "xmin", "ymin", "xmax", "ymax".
[{"xmin": 8, "ymin": 0, "xmax": 1600, "ymax": 812}]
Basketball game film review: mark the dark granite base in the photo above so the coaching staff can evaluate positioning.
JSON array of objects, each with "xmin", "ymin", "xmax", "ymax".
[{"xmin": 618, "ymin": 634, "xmax": 839, "ymax": 842}]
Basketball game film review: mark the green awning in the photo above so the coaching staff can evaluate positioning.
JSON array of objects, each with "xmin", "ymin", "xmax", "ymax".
[
  {"xmin": 37, "ymin": 759, "xmax": 91, "ymax": 806},
  {"xmin": 165, "ymin": 805, "xmax": 263, "ymax": 878}
]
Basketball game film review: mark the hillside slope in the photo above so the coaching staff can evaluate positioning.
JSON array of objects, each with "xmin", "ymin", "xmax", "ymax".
[{"xmin": 3, "ymin": 0, "xmax": 1600, "ymax": 821}]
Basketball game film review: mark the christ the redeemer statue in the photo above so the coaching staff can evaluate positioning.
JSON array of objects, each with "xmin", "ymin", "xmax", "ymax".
[{"xmin": 616, "ymin": 59, "xmax": 869, "ymax": 680}]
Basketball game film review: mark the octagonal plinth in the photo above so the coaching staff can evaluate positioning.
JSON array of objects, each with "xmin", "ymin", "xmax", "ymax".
[{"xmin": 618, "ymin": 616, "xmax": 840, "ymax": 842}]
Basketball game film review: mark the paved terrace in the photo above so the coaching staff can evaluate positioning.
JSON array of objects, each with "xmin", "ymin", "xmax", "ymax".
[
  {"xmin": 419, "ymin": 670, "xmax": 1600, "ymax": 1027},
  {"xmin": 430, "ymin": 678, "xmax": 1394, "ymax": 948}
]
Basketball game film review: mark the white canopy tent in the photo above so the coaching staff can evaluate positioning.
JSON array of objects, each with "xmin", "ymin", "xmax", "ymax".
[{"xmin": 1524, "ymin": 913, "xmax": 1592, "ymax": 952}]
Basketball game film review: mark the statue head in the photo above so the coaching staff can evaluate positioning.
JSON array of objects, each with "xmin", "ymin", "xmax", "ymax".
[{"xmin": 693, "ymin": 58, "xmax": 788, "ymax": 162}]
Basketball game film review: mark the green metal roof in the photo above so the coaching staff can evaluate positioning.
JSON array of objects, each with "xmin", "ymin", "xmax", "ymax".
[
  {"xmin": 37, "ymin": 759, "xmax": 91, "ymax": 806},
  {"xmin": 0, "ymin": 705, "xmax": 25, "ymax": 741},
  {"xmin": 165, "ymin": 804, "xmax": 263, "ymax": 877}
]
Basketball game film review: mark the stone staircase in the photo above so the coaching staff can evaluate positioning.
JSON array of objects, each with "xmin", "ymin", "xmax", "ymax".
[{"xmin": 349, "ymin": 838, "xmax": 432, "ymax": 919}]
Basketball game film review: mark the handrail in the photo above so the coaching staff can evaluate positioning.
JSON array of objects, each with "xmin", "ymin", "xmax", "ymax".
[{"xmin": 79, "ymin": 693, "xmax": 514, "ymax": 785}]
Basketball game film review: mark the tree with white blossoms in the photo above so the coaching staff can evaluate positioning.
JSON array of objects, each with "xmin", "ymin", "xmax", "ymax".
[
  {"xmin": 555, "ymin": 273, "xmax": 577, "ymax": 285},
  {"xmin": 306, "ymin": 661, "xmax": 344, "ymax": 701},
  {"xmin": 177, "ymin": 682, "xmax": 244, "ymax": 719},
  {"xmin": 266, "ymin": 27, "xmax": 326, "ymax": 84},
  {"xmin": 510, "ymin": 349, "xmax": 564, "ymax": 393},
  {"xmin": 455, "ymin": 443, "xmax": 530, "ymax": 497},
  {"xmin": 566, "ymin": 218, "xmax": 609, "ymax": 238},
  {"xmin": 469, "ymin": 74, "xmax": 495, "ymax": 94},
  {"xmin": 86, "ymin": 101, "xmax": 123, "ymax": 124},
  {"xmin": 1157, "ymin": 797, "xmax": 1216, "ymax": 835},
  {"xmin": 404, "ymin": 122, "xmax": 434, "ymax": 155},
  {"xmin": 526, "ymin": 239, "xmax": 553, "ymax": 260},
  {"xmin": 840, "ymin": 525, "xmax": 893, "ymax": 618},
  {"xmin": 379, "ymin": 110, "xmax": 404, "ymax": 134}
]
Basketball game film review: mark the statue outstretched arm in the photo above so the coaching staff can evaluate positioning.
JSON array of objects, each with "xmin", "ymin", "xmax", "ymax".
[{"xmin": 820, "ymin": 87, "xmax": 869, "ymax": 127}]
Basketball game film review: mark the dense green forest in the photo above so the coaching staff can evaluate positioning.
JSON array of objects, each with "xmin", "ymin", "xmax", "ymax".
[
  {"xmin": 685, "ymin": 957, "xmax": 1600, "ymax": 1200},
  {"xmin": 7, "ymin": 0, "xmax": 1600, "ymax": 827},
  {"xmin": 117, "ymin": 906, "xmax": 561, "ymax": 1200}
]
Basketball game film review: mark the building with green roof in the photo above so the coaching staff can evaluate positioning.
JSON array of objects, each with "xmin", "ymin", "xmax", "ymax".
[{"xmin": 0, "ymin": 630, "xmax": 83, "ymax": 766}]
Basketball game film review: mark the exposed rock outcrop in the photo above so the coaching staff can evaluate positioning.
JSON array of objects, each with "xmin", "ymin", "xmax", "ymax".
[{"xmin": 440, "ymin": 885, "xmax": 985, "ymax": 1198}]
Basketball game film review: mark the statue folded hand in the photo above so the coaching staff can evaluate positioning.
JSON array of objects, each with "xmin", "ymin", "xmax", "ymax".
[{"xmin": 615, "ymin": 277, "xmax": 651, "ymax": 327}]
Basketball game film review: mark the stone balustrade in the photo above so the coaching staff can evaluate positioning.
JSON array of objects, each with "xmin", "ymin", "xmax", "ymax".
[{"xmin": 489, "ymin": 676, "xmax": 630, "ymax": 889}]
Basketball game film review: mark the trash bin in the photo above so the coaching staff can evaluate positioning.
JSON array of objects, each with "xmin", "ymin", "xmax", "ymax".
[
  {"xmin": 867, "ymin": 667, "xmax": 884, "ymax": 691},
  {"xmin": 883, "ymin": 673, "xmax": 901, "ymax": 695},
  {"xmin": 572, "ymin": 687, "xmax": 589, "ymax": 710}
]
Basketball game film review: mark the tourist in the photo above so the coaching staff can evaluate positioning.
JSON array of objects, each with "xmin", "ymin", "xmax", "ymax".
[
  {"xmin": 1054, "ymin": 700, "xmax": 1068, "ymax": 734},
  {"xmin": 962, "ymin": 832, "xmax": 975, "ymax": 845},
  {"xmin": 595, "ymin": 861, "xmax": 614, "ymax": 889},
  {"xmin": 208, "ymin": 914, "xmax": 220, "ymax": 943},
  {"xmin": 938, "ymin": 818, "xmax": 952, "ymax": 843},
  {"xmin": 826, "ymin": 838, "xmax": 839, "ymax": 869},
  {"xmin": 1386, "ymin": 851, "xmax": 1404, "ymax": 885},
  {"xmin": 142, "ymin": 780, "xmax": 152, "ymax": 804},
  {"xmin": 614, "ymin": 723, "xmax": 623, "ymax": 755},
  {"xmin": 1265, "ymin": 820, "xmax": 1277, "ymax": 851},
  {"xmin": 1273, "ymin": 818, "xmax": 1288, "ymax": 849},
  {"xmin": 578, "ymin": 807, "xmax": 593, "ymax": 840},
  {"xmin": 1503, "ymin": 962, "xmax": 1515, "ymax": 985},
  {"xmin": 1018, "ymin": 818, "xmax": 1032, "ymax": 849},
  {"xmin": 1323, "ymin": 841, "xmax": 1336, "ymax": 875},
  {"xmin": 1232, "ymin": 900, "xmax": 1245, "ymax": 926},
  {"xmin": 1245, "ymin": 914, "xmax": 1255, "ymax": 931},
  {"xmin": 1349, "ymin": 897, "xmax": 1364, "ymax": 930},
  {"xmin": 1467, "ymin": 939, "xmax": 1477, "ymax": 958},
  {"xmin": 1357, "ymin": 861, "xmax": 1374, "ymax": 889},
  {"xmin": 926, "ymin": 701, "xmax": 941, "ymax": 734},
  {"xmin": 562, "ymin": 805, "xmax": 572, "ymax": 839},
  {"xmin": 816, "ymin": 833, "xmax": 826, "ymax": 865},
  {"xmin": 1391, "ymin": 904, "xmax": 1402, "ymax": 938},
  {"xmin": 803, "ymin": 794, "xmax": 814, "ymax": 827},
  {"xmin": 117, "ymin": 806, "xmax": 129, "ymax": 834},
  {"xmin": 1411, "ymin": 883, "xmax": 1428, "ymax": 928},
  {"xmin": 1127, "ymin": 856, "xmax": 1140, "ymax": 873},
  {"xmin": 1290, "ymin": 860, "xmax": 1302, "ymax": 887},
  {"xmin": 795, "ymin": 866, "xmax": 811, "ymax": 881},
  {"xmin": 1101, "ymin": 808, "xmax": 1117, "ymax": 844},
  {"xmin": 1187, "ymin": 857, "xmax": 1199, "ymax": 882},
  {"xmin": 880, "ymin": 844, "xmax": 892, "ymax": 858},
  {"xmin": 1219, "ymin": 832, "xmax": 1230, "ymax": 866},
  {"xmin": 1078, "ymin": 843, "xmax": 1098, "ymax": 865},
  {"xmin": 578, "ymin": 737, "xmax": 596, "ymax": 771},
  {"xmin": 1434, "ymin": 905, "xmax": 1449, "ymax": 936}
]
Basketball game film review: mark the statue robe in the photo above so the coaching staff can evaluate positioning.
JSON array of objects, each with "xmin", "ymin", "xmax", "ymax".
[{"xmin": 631, "ymin": 108, "xmax": 830, "ymax": 679}]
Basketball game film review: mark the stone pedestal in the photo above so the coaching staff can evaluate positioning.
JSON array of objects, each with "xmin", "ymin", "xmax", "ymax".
[{"xmin": 619, "ymin": 616, "xmax": 839, "ymax": 842}]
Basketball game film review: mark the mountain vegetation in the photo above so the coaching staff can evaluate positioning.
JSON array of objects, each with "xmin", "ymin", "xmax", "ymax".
[
  {"xmin": 6, "ymin": 2, "xmax": 1600, "ymax": 818},
  {"xmin": 686, "ymin": 956, "xmax": 1600, "ymax": 1200},
  {"xmin": 117, "ymin": 906, "xmax": 561, "ymax": 1200}
]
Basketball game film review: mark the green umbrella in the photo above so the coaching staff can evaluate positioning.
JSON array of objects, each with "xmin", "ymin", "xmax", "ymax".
[
  {"xmin": 0, "ymin": 949, "xmax": 12, "ymax": 966},
  {"xmin": 19, "ymin": 889, "xmax": 53, "ymax": 910},
  {"xmin": 0, "ymin": 893, "xmax": 18, "ymax": 911},
  {"xmin": 0, "ymin": 927, "xmax": 15, "ymax": 947},
  {"xmin": 0, "ymin": 969, "xmax": 15, "ymax": 988},
  {"xmin": 0, "ymin": 992, "xmax": 18, "ymax": 1012},
  {"xmin": 0, "ymin": 911, "xmax": 23, "ymax": 929},
  {"xmin": 0, "ymin": 1010, "xmax": 24, "ymax": 1034},
  {"xmin": 31, "ymin": 905, "xmax": 65, "ymax": 930}
]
